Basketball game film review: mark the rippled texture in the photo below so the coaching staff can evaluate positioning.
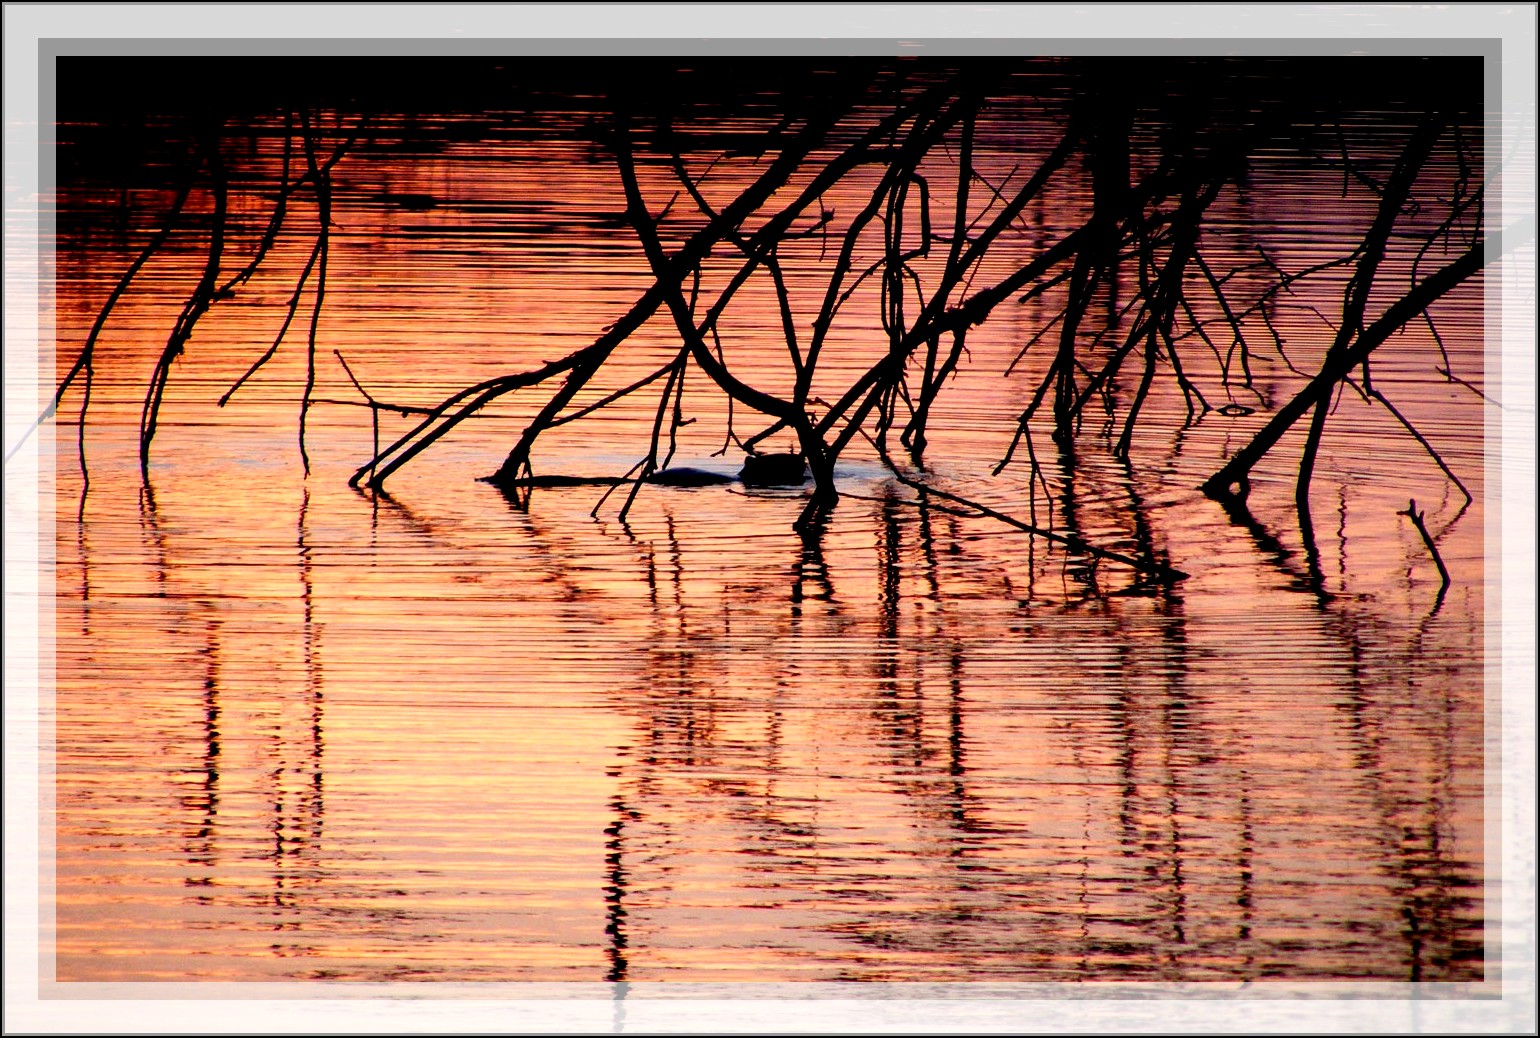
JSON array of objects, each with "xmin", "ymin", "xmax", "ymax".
[{"xmin": 46, "ymin": 59, "xmax": 1488, "ymax": 985}]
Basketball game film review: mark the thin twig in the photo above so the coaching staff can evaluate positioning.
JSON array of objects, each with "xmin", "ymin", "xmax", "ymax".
[{"xmin": 1398, "ymin": 498, "xmax": 1451, "ymax": 608}]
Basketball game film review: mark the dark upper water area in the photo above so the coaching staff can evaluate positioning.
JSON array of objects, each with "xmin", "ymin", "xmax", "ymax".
[{"xmin": 53, "ymin": 55, "xmax": 1483, "ymax": 177}]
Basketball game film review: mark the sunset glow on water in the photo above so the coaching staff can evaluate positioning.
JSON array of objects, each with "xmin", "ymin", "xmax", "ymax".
[{"xmin": 22, "ymin": 50, "xmax": 1514, "ymax": 1003}]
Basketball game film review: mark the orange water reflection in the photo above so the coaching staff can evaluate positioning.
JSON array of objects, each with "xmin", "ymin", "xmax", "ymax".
[{"xmin": 48, "ymin": 72, "xmax": 1486, "ymax": 983}]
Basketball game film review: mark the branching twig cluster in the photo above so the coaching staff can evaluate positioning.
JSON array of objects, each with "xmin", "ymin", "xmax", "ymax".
[
  {"xmin": 18, "ymin": 109, "xmax": 365, "ymax": 477},
  {"xmin": 29, "ymin": 60, "xmax": 1520, "ymax": 588}
]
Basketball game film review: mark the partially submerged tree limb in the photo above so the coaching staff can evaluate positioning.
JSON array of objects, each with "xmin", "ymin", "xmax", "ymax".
[
  {"xmin": 1399, "ymin": 498, "xmax": 1451, "ymax": 612},
  {"xmin": 5, "ymin": 163, "xmax": 196, "ymax": 467},
  {"xmin": 461, "ymin": 78, "xmax": 861, "ymax": 495},
  {"xmin": 1200, "ymin": 214, "xmax": 1532, "ymax": 501},
  {"xmin": 1292, "ymin": 115, "xmax": 1446, "ymax": 517},
  {"xmin": 220, "ymin": 114, "xmax": 365, "ymax": 412},
  {"xmin": 354, "ymin": 361, "xmax": 581, "ymax": 489},
  {"xmin": 42, "ymin": 60, "xmax": 1497, "ymax": 593},
  {"xmin": 140, "ymin": 126, "xmax": 228, "ymax": 480}
]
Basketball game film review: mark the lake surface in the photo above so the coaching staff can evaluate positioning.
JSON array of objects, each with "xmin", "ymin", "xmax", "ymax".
[{"xmin": 39, "ymin": 60, "xmax": 1491, "ymax": 987}]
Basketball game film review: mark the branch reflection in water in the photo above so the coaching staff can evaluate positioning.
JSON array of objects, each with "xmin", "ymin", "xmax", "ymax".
[{"xmin": 51, "ymin": 437, "xmax": 1483, "ymax": 982}]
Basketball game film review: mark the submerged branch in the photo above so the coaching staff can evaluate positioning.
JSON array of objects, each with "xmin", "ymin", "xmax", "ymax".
[
  {"xmin": 297, "ymin": 113, "xmax": 333, "ymax": 477},
  {"xmin": 1399, "ymin": 498, "xmax": 1451, "ymax": 611},
  {"xmin": 1354, "ymin": 379, "xmax": 1474, "ymax": 505},
  {"xmin": 47, "ymin": 61, "xmax": 1497, "ymax": 603},
  {"xmin": 1201, "ymin": 214, "xmax": 1530, "ymax": 501},
  {"xmin": 140, "ymin": 128, "xmax": 228, "ymax": 480},
  {"xmin": 1292, "ymin": 115, "xmax": 1446, "ymax": 515},
  {"xmin": 7, "ymin": 161, "xmax": 196, "ymax": 467}
]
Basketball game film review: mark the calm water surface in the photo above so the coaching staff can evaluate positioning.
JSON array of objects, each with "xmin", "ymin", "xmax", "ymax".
[{"xmin": 46, "ymin": 76, "xmax": 1488, "ymax": 984}]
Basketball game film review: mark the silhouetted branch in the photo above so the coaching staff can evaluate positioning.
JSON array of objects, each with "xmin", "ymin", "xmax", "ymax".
[
  {"xmin": 296, "ymin": 113, "xmax": 332, "ymax": 476},
  {"xmin": 217, "ymin": 111, "xmax": 364, "ymax": 478},
  {"xmin": 1202, "ymin": 213, "xmax": 1531, "ymax": 501},
  {"xmin": 1435, "ymin": 366, "xmax": 1501, "ymax": 408},
  {"xmin": 6, "ymin": 153, "xmax": 196, "ymax": 467},
  {"xmin": 44, "ymin": 60, "xmax": 1498, "ymax": 600},
  {"xmin": 1293, "ymin": 115, "xmax": 1446, "ymax": 515},
  {"xmin": 1352, "ymin": 378, "xmax": 1474, "ymax": 506},
  {"xmin": 1398, "ymin": 498, "xmax": 1451, "ymax": 610},
  {"xmin": 141, "ymin": 126, "xmax": 228, "ymax": 480}
]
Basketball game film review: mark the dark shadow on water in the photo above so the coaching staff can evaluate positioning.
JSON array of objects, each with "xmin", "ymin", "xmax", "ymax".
[
  {"xmin": 1320, "ymin": 604, "xmax": 1485, "ymax": 980},
  {"xmin": 1213, "ymin": 489, "xmax": 1334, "ymax": 606},
  {"xmin": 603, "ymin": 794, "xmax": 635, "ymax": 983},
  {"xmin": 183, "ymin": 618, "xmax": 222, "ymax": 895},
  {"xmin": 790, "ymin": 509, "xmax": 836, "ymax": 613},
  {"xmin": 137, "ymin": 480, "xmax": 169, "ymax": 600}
]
